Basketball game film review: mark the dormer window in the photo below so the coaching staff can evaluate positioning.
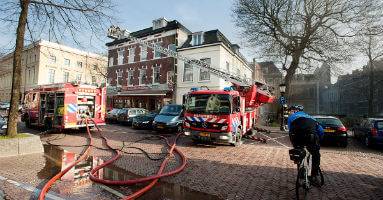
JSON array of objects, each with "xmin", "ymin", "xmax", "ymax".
[
  {"xmin": 192, "ymin": 32, "xmax": 203, "ymax": 46},
  {"xmin": 152, "ymin": 17, "xmax": 168, "ymax": 30}
]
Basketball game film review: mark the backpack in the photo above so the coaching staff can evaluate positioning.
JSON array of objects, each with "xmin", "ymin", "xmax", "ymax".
[{"xmin": 289, "ymin": 117, "xmax": 319, "ymax": 147}]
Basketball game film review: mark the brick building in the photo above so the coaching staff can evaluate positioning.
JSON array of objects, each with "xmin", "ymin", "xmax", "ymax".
[{"xmin": 105, "ymin": 18, "xmax": 191, "ymax": 111}]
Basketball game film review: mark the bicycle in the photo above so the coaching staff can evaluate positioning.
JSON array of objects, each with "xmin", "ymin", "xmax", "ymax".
[{"xmin": 289, "ymin": 147, "xmax": 324, "ymax": 200}]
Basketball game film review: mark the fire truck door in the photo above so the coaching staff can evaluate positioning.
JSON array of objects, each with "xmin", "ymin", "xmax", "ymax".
[{"xmin": 39, "ymin": 93, "xmax": 46, "ymax": 124}]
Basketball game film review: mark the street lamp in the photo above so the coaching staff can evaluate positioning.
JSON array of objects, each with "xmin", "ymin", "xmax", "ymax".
[{"xmin": 279, "ymin": 84, "xmax": 287, "ymax": 131}]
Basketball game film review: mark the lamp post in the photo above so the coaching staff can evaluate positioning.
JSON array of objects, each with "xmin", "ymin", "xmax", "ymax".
[{"xmin": 279, "ymin": 84, "xmax": 287, "ymax": 131}]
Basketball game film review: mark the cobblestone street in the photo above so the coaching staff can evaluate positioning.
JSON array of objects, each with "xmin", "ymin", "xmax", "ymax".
[{"xmin": 0, "ymin": 120, "xmax": 382, "ymax": 200}]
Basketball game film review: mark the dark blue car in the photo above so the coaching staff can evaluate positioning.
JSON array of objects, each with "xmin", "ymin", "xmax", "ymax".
[
  {"xmin": 0, "ymin": 115, "xmax": 8, "ymax": 135},
  {"xmin": 353, "ymin": 118, "xmax": 383, "ymax": 147}
]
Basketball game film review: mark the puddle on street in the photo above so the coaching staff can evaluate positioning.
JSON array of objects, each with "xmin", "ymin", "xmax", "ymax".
[{"xmin": 40, "ymin": 144, "xmax": 221, "ymax": 200}]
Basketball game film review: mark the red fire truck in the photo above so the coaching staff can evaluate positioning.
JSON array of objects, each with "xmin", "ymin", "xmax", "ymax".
[
  {"xmin": 21, "ymin": 83, "xmax": 106, "ymax": 130},
  {"xmin": 183, "ymin": 85, "xmax": 274, "ymax": 146}
]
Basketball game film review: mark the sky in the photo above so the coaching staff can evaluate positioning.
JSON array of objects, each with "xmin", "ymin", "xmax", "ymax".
[{"xmin": 0, "ymin": 0, "xmax": 369, "ymax": 78}]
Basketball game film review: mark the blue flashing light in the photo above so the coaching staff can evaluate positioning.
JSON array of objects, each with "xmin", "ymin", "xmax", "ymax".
[
  {"xmin": 190, "ymin": 88, "xmax": 199, "ymax": 91},
  {"xmin": 223, "ymin": 87, "xmax": 233, "ymax": 91}
]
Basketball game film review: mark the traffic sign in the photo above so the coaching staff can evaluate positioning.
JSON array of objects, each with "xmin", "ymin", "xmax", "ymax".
[{"xmin": 279, "ymin": 96, "xmax": 286, "ymax": 105}]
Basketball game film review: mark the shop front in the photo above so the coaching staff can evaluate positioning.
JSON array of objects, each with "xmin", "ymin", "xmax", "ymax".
[{"xmin": 107, "ymin": 84, "xmax": 173, "ymax": 111}]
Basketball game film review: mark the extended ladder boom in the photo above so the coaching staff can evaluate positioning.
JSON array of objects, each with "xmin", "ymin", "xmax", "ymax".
[{"xmin": 128, "ymin": 36, "xmax": 254, "ymax": 86}]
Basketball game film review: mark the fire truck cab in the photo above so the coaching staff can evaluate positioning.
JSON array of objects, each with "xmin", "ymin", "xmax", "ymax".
[
  {"xmin": 183, "ymin": 86, "xmax": 274, "ymax": 146},
  {"xmin": 21, "ymin": 83, "xmax": 106, "ymax": 130}
]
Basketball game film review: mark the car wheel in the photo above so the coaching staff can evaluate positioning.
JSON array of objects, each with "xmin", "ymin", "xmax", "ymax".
[
  {"xmin": 177, "ymin": 125, "xmax": 183, "ymax": 133},
  {"xmin": 341, "ymin": 138, "xmax": 348, "ymax": 147},
  {"xmin": 364, "ymin": 136, "xmax": 372, "ymax": 147}
]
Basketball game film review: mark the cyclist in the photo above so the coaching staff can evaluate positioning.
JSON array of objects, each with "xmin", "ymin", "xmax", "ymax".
[{"xmin": 287, "ymin": 105, "xmax": 324, "ymax": 186}]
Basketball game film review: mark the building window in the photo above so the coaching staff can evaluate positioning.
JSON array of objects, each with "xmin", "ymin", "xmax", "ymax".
[
  {"xmin": 154, "ymin": 42, "xmax": 162, "ymax": 58},
  {"xmin": 63, "ymin": 71, "xmax": 69, "ymax": 83},
  {"xmin": 192, "ymin": 32, "xmax": 203, "ymax": 46},
  {"xmin": 93, "ymin": 65, "xmax": 97, "ymax": 71},
  {"xmin": 31, "ymin": 67, "xmax": 35, "ymax": 83},
  {"xmin": 48, "ymin": 69, "xmax": 55, "ymax": 83},
  {"xmin": 77, "ymin": 61, "xmax": 82, "ymax": 68},
  {"xmin": 199, "ymin": 58, "xmax": 211, "ymax": 81},
  {"xmin": 226, "ymin": 61, "xmax": 230, "ymax": 73},
  {"xmin": 153, "ymin": 67, "xmax": 160, "ymax": 84},
  {"xmin": 139, "ymin": 69, "xmax": 146, "ymax": 85},
  {"xmin": 109, "ymin": 57, "xmax": 114, "ymax": 67},
  {"xmin": 118, "ymin": 51, "xmax": 124, "ymax": 65},
  {"xmin": 168, "ymin": 44, "xmax": 176, "ymax": 52},
  {"xmin": 128, "ymin": 48, "xmax": 135, "ymax": 63},
  {"xmin": 102, "ymin": 67, "xmax": 107, "ymax": 73},
  {"xmin": 128, "ymin": 70, "xmax": 134, "ymax": 86},
  {"xmin": 76, "ymin": 74, "xmax": 82, "ymax": 82},
  {"xmin": 140, "ymin": 47, "xmax": 147, "ymax": 61},
  {"xmin": 117, "ymin": 71, "xmax": 122, "ymax": 86},
  {"xmin": 49, "ymin": 56, "xmax": 56, "ymax": 64},
  {"xmin": 92, "ymin": 76, "xmax": 97, "ymax": 85},
  {"xmin": 64, "ymin": 58, "xmax": 70, "ymax": 66},
  {"xmin": 183, "ymin": 63, "xmax": 193, "ymax": 82}
]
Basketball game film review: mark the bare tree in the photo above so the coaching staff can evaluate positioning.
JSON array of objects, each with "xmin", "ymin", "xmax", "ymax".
[
  {"xmin": 0, "ymin": 0, "xmax": 113, "ymax": 137},
  {"xmin": 353, "ymin": 0, "xmax": 383, "ymax": 117},
  {"xmin": 232, "ymin": 0, "xmax": 370, "ymax": 97}
]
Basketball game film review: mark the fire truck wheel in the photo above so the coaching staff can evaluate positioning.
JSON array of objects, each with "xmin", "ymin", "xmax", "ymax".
[
  {"xmin": 246, "ymin": 129, "xmax": 256, "ymax": 136},
  {"xmin": 44, "ymin": 119, "xmax": 52, "ymax": 130},
  {"xmin": 232, "ymin": 128, "xmax": 243, "ymax": 147}
]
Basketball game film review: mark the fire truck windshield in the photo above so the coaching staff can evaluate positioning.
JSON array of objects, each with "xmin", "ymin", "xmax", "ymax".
[{"xmin": 186, "ymin": 94, "xmax": 231, "ymax": 115}]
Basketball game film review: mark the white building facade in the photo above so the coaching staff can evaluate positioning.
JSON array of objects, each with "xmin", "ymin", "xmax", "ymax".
[{"xmin": 175, "ymin": 30, "xmax": 253, "ymax": 104}]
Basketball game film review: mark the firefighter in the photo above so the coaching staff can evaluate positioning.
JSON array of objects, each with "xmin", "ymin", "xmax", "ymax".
[{"xmin": 287, "ymin": 105, "xmax": 324, "ymax": 186}]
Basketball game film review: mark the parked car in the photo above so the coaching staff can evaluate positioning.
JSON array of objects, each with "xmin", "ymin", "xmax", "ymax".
[
  {"xmin": 117, "ymin": 108, "xmax": 149, "ymax": 125},
  {"xmin": 0, "ymin": 102, "xmax": 10, "ymax": 110},
  {"xmin": 313, "ymin": 115, "xmax": 348, "ymax": 147},
  {"xmin": 0, "ymin": 115, "xmax": 8, "ymax": 134},
  {"xmin": 153, "ymin": 104, "xmax": 184, "ymax": 133},
  {"xmin": 132, "ymin": 111, "xmax": 158, "ymax": 129},
  {"xmin": 105, "ymin": 109, "xmax": 122, "ymax": 123},
  {"xmin": 106, "ymin": 107, "xmax": 116, "ymax": 113},
  {"xmin": 353, "ymin": 118, "xmax": 383, "ymax": 147}
]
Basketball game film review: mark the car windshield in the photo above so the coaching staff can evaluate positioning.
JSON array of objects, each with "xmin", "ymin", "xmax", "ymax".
[
  {"xmin": 316, "ymin": 118, "xmax": 343, "ymax": 126},
  {"xmin": 159, "ymin": 105, "xmax": 182, "ymax": 116},
  {"xmin": 108, "ymin": 109, "xmax": 119, "ymax": 114},
  {"xmin": 375, "ymin": 121, "xmax": 383, "ymax": 129},
  {"xmin": 186, "ymin": 94, "xmax": 231, "ymax": 115}
]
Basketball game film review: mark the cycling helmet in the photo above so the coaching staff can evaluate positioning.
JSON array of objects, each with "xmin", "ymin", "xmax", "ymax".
[{"xmin": 287, "ymin": 105, "xmax": 304, "ymax": 111}]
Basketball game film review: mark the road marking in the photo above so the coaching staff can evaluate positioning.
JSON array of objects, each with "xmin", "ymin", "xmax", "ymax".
[
  {"xmin": 95, "ymin": 183, "xmax": 127, "ymax": 198},
  {"xmin": 0, "ymin": 175, "xmax": 65, "ymax": 200},
  {"xmin": 259, "ymin": 132, "xmax": 289, "ymax": 148}
]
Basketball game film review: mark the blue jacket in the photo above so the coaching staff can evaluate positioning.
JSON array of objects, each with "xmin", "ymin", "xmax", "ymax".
[{"xmin": 288, "ymin": 111, "xmax": 324, "ymax": 140}]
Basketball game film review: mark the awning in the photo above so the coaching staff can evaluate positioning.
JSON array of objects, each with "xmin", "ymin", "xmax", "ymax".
[{"xmin": 116, "ymin": 89, "xmax": 171, "ymax": 96}]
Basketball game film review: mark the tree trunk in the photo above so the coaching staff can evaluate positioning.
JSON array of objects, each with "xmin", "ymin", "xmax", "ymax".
[
  {"xmin": 7, "ymin": 0, "xmax": 30, "ymax": 137},
  {"xmin": 284, "ymin": 52, "xmax": 302, "ymax": 99}
]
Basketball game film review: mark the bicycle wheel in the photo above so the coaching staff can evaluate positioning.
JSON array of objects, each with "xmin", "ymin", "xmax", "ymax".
[
  {"xmin": 296, "ymin": 167, "xmax": 309, "ymax": 200},
  {"xmin": 318, "ymin": 168, "xmax": 324, "ymax": 187}
]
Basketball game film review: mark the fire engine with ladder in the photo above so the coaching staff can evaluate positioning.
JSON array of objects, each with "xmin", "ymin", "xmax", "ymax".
[
  {"xmin": 108, "ymin": 27, "xmax": 275, "ymax": 146},
  {"xmin": 21, "ymin": 83, "xmax": 106, "ymax": 130}
]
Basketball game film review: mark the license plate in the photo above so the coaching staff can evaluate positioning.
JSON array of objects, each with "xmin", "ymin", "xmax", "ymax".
[
  {"xmin": 157, "ymin": 126, "xmax": 163, "ymax": 129},
  {"xmin": 200, "ymin": 132, "xmax": 210, "ymax": 137},
  {"xmin": 120, "ymin": 117, "xmax": 124, "ymax": 119},
  {"xmin": 134, "ymin": 124, "xmax": 138, "ymax": 126},
  {"xmin": 324, "ymin": 129, "xmax": 335, "ymax": 133}
]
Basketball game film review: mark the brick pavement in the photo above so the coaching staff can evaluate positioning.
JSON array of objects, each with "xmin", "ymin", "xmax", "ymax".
[{"xmin": 0, "ymin": 122, "xmax": 382, "ymax": 200}]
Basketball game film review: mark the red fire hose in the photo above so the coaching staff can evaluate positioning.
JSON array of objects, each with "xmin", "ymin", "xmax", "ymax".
[
  {"xmin": 38, "ymin": 120, "xmax": 94, "ymax": 200},
  {"xmin": 39, "ymin": 118, "xmax": 186, "ymax": 200}
]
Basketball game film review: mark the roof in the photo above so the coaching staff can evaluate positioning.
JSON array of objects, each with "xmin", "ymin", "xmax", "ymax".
[
  {"xmin": 106, "ymin": 20, "xmax": 191, "ymax": 46},
  {"xmin": 178, "ymin": 29, "xmax": 248, "ymax": 63}
]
